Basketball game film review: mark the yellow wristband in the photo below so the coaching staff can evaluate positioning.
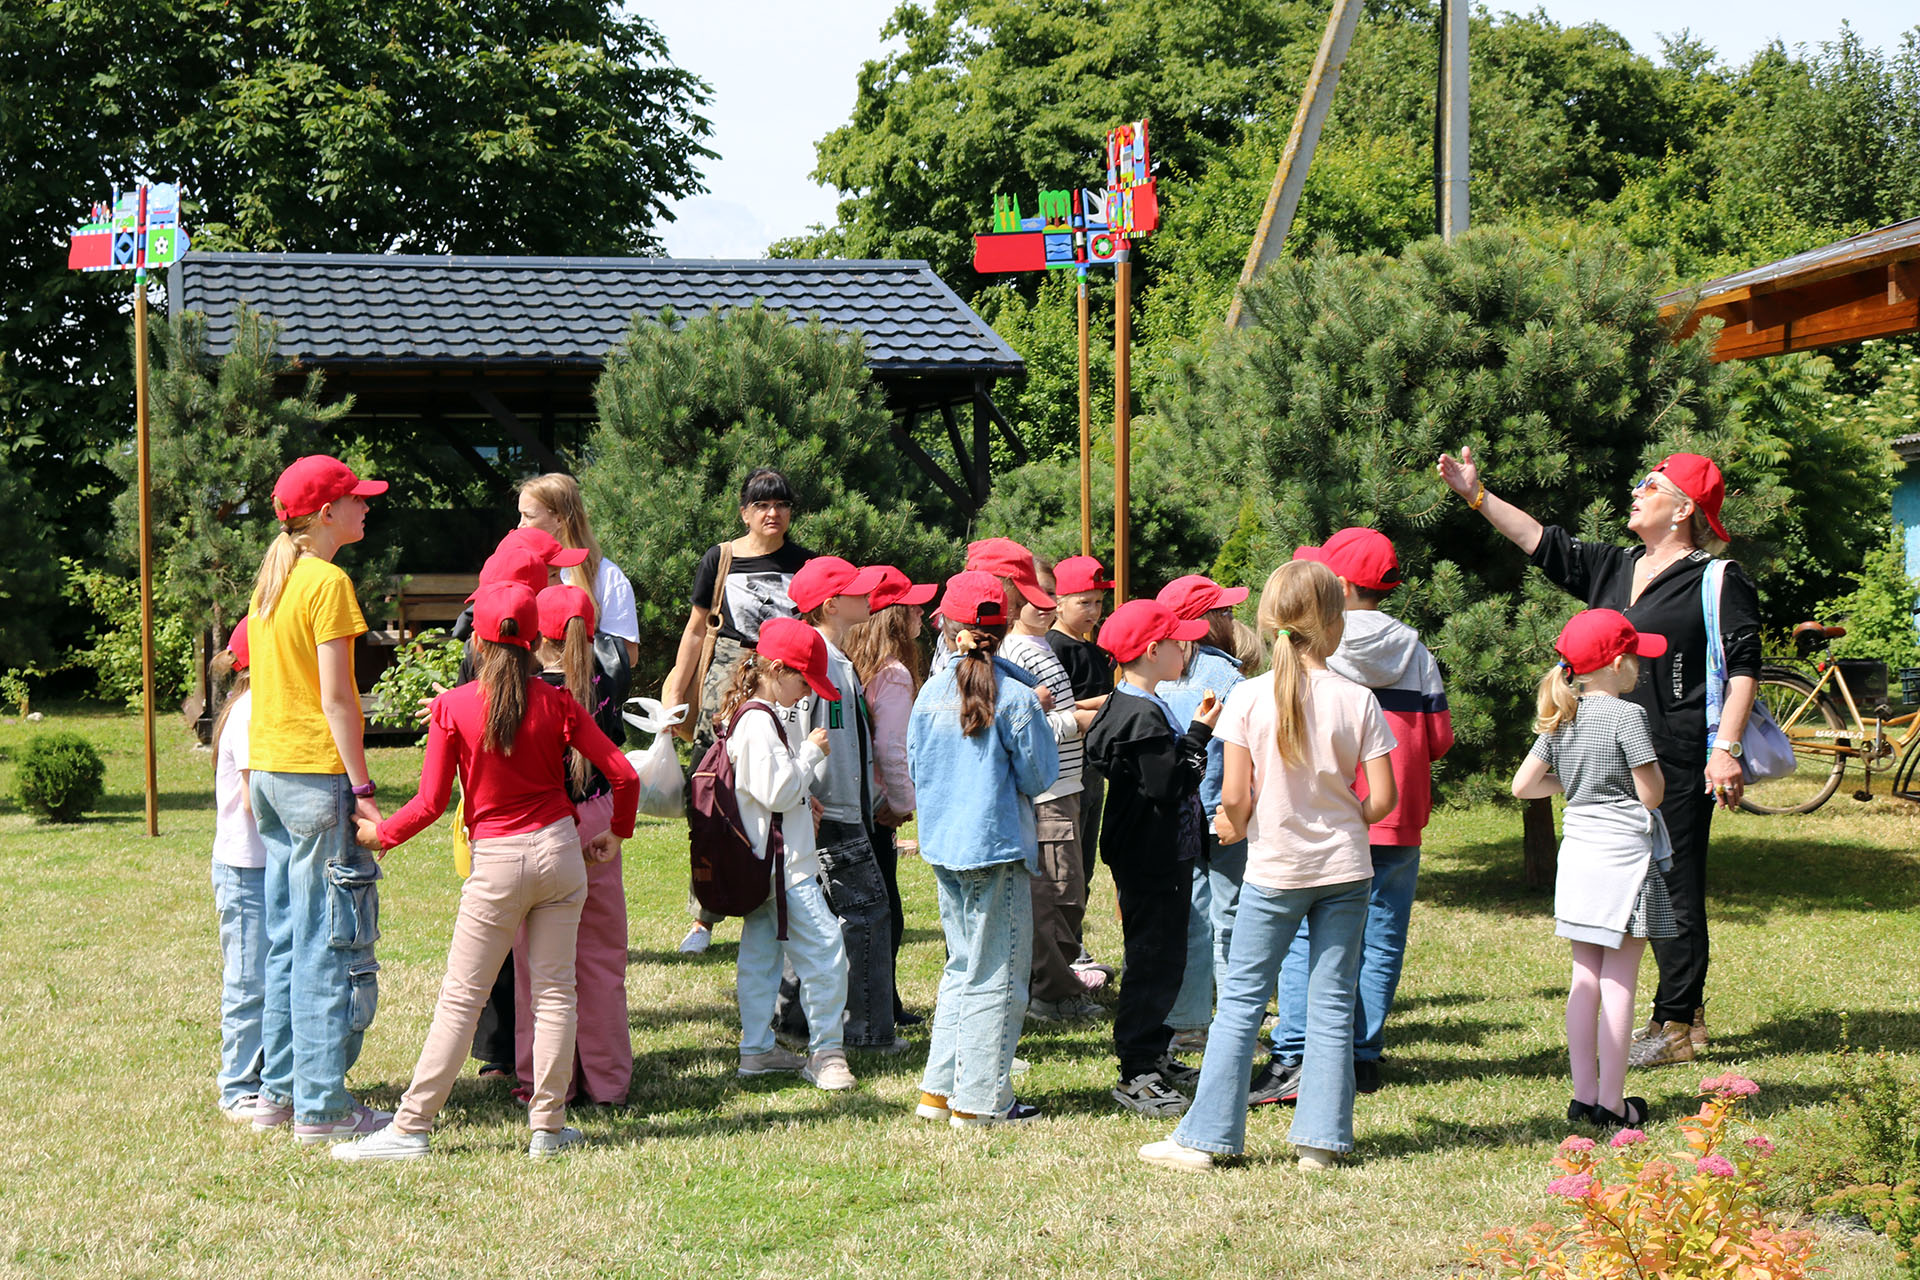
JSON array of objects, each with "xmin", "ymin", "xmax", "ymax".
[{"xmin": 1468, "ymin": 482, "xmax": 1485, "ymax": 511}]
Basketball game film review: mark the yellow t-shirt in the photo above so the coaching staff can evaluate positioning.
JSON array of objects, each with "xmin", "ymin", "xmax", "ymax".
[{"xmin": 248, "ymin": 556, "xmax": 368, "ymax": 774}]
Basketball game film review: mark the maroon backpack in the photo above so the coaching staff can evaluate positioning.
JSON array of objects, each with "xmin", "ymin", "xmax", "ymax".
[{"xmin": 688, "ymin": 702, "xmax": 789, "ymax": 939}]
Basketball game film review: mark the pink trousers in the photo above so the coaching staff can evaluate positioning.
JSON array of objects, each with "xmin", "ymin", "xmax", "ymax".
[
  {"xmin": 394, "ymin": 817, "xmax": 586, "ymax": 1134},
  {"xmin": 515, "ymin": 790, "xmax": 633, "ymax": 1105}
]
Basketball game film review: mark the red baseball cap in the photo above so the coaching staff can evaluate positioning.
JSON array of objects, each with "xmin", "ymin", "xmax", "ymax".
[
  {"xmin": 1053, "ymin": 555, "xmax": 1115, "ymax": 596},
  {"xmin": 473, "ymin": 544, "xmax": 552, "ymax": 596},
  {"xmin": 500, "ymin": 527, "xmax": 590, "ymax": 569},
  {"xmin": 789, "ymin": 556, "xmax": 888, "ymax": 613},
  {"xmin": 471, "ymin": 581, "xmax": 539, "ymax": 650},
  {"xmin": 1556, "ymin": 608, "xmax": 1666, "ymax": 676},
  {"xmin": 939, "ymin": 571, "xmax": 1010, "ymax": 626},
  {"xmin": 1097, "ymin": 599, "xmax": 1208, "ymax": 664},
  {"xmin": 272, "ymin": 455, "xmax": 386, "ymax": 520},
  {"xmin": 966, "ymin": 537, "xmax": 1055, "ymax": 608},
  {"xmin": 757, "ymin": 616, "xmax": 839, "ymax": 701},
  {"xmin": 1651, "ymin": 453, "xmax": 1729, "ymax": 541},
  {"xmin": 536, "ymin": 584, "xmax": 596, "ymax": 640},
  {"xmin": 1157, "ymin": 574, "xmax": 1249, "ymax": 620},
  {"xmin": 1293, "ymin": 527, "xmax": 1402, "ymax": 592},
  {"xmin": 867, "ymin": 565, "xmax": 937, "ymax": 611},
  {"xmin": 225, "ymin": 617, "xmax": 250, "ymax": 671}
]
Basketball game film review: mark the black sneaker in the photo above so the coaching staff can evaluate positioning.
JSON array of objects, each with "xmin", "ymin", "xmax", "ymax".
[
  {"xmin": 1248, "ymin": 1056, "xmax": 1302, "ymax": 1106},
  {"xmin": 1153, "ymin": 1054, "xmax": 1201, "ymax": 1090},
  {"xmin": 1353, "ymin": 1058, "xmax": 1382, "ymax": 1094}
]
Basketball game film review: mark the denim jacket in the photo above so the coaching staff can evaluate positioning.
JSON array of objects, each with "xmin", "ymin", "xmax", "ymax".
[
  {"xmin": 907, "ymin": 658, "xmax": 1060, "ymax": 873},
  {"xmin": 1157, "ymin": 644, "xmax": 1245, "ymax": 813}
]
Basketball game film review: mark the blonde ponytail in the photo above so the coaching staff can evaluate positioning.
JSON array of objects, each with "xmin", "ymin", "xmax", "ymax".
[
  {"xmin": 250, "ymin": 515, "xmax": 320, "ymax": 619},
  {"xmin": 1534, "ymin": 664, "xmax": 1581, "ymax": 735},
  {"xmin": 1256, "ymin": 560, "xmax": 1345, "ymax": 766}
]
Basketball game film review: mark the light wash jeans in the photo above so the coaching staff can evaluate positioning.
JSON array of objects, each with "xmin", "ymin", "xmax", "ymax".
[
  {"xmin": 920, "ymin": 860, "xmax": 1032, "ymax": 1116},
  {"xmin": 210, "ymin": 861, "xmax": 267, "ymax": 1108},
  {"xmin": 739, "ymin": 874, "xmax": 847, "ymax": 1057},
  {"xmin": 252, "ymin": 771, "xmax": 381, "ymax": 1124},
  {"xmin": 1168, "ymin": 835, "xmax": 1249, "ymax": 1031},
  {"xmin": 1273, "ymin": 845, "xmax": 1420, "ymax": 1063},
  {"xmin": 1174, "ymin": 877, "xmax": 1370, "ymax": 1155}
]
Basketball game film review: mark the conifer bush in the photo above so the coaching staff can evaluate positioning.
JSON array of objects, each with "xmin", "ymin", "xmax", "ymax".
[{"xmin": 15, "ymin": 732, "xmax": 107, "ymax": 822}]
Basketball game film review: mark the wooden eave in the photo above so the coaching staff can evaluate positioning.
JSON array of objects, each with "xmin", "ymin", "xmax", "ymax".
[{"xmin": 1656, "ymin": 217, "xmax": 1920, "ymax": 361}]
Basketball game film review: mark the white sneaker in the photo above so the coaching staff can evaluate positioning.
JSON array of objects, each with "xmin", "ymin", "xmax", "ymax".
[
  {"xmin": 331, "ymin": 1123, "xmax": 429, "ymax": 1162},
  {"xmin": 1296, "ymin": 1145, "xmax": 1339, "ymax": 1171},
  {"xmin": 678, "ymin": 922, "xmax": 712, "ymax": 954},
  {"xmin": 221, "ymin": 1094, "xmax": 262, "ymax": 1124},
  {"xmin": 529, "ymin": 1127, "xmax": 585, "ymax": 1159},
  {"xmin": 1139, "ymin": 1138, "xmax": 1214, "ymax": 1171},
  {"xmin": 801, "ymin": 1050, "xmax": 856, "ymax": 1091},
  {"xmin": 1009, "ymin": 1057, "xmax": 1031, "ymax": 1077}
]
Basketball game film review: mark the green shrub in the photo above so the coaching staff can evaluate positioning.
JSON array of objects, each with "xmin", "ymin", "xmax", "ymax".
[
  {"xmin": 1815, "ymin": 1182, "xmax": 1920, "ymax": 1273},
  {"xmin": 15, "ymin": 732, "xmax": 107, "ymax": 822},
  {"xmin": 366, "ymin": 630, "xmax": 464, "ymax": 729},
  {"xmin": 61, "ymin": 558, "xmax": 195, "ymax": 711}
]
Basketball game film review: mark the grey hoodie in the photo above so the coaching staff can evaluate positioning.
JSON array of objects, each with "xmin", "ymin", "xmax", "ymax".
[{"xmin": 1328, "ymin": 609, "xmax": 1427, "ymax": 691}]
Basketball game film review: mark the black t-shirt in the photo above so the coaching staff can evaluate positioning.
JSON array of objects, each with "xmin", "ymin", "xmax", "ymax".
[
  {"xmin": 689, "ymin": 540, "xmax": 816, "ymax": 647},
  {"xmin": 1044, "ymin": 629, "xmax": 1116, "ymax": 700},
  {"xmin": 1530, "ymin": 526, "xmax": 1762, "ymax": 767}
]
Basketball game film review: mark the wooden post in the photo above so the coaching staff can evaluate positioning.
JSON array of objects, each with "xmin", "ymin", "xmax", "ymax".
[
  {"xmin": 1112, "ymin": 255, "xmax": 1132, "ymax": 603},
  {"xmin": 1077, "ymin": 273, "xmax": 1092, "ymax": 558},
  {"xmin": 133, "ymin": 185, "xmax": 159, "ymax": 837}
]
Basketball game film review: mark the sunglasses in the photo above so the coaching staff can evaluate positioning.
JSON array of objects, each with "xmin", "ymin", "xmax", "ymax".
[
  {"xmin": 747, "ymin": 500, "xmax": 792, "ymax": 514},
  {"xmin": 1631, "ymin": 473, "xmax": 1665, "ymax": 496}
]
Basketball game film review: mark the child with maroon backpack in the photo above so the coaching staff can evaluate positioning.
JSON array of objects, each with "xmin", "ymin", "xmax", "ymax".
[{"xmin": 711, "ymin": 616, "xmax": 855, "ymax": 1090}]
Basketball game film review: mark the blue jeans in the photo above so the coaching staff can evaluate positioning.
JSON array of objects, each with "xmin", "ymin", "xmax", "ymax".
[
  {"xmin": 252, "ymin": 771, "xmax": 381, "ymax": 1124},
  {"xmin": 920, "ymin": 860, "xmax": 1032, "ymax": 1115},
  {"xmin": 739, "ymin": 874, "xmax": 847, "ymax": 1057},
  {"xmin": 1274, "ymin": 845, "xmax": 1420, "ymax": 1063},
  {"xmin": 1167, "ymin": 835, "xmax": 1248, "ymax": 1031},
  {"xmin": 1174, "ymin": 878, "xmax": 1370, "ymax": 1155},
  {"xmin": 210, "ymin": 861, "xmax": 267, "ymax": 1107}
]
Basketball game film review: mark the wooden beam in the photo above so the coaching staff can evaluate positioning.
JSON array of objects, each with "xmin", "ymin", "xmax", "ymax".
[
  {"xmin": 468, "ymin": 388, "xmax": 567, "ymax": 473},
  {"xmin": 973, "ymin": 377, "xmax": 1029, "ymax": 465},
  {"xmin": 891, "ymin": 412, "xmax": 974, "ymax": 510},
  {"xmin": 1892, "ymin": 261, "xmax": 1919, "ymax": 305},
  {"xmin": 939, "ymin": 402, "xmax": 978, "ymax": 505}
]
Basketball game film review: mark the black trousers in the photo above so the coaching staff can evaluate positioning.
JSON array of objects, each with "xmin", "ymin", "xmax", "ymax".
[
  {"xmin": 873, "ymin": 825, "xmax": 907, "ymax": 1014},
  {"xmin": 470, "ymin": 956, "xmax": 516, "ymax": 1067},
  {"xmin": 1649, "ymin": 757, "xmax": 1716, "ymax": 1024},
  {"xmin": 1109, "ymin": 855, "xmax": 1191, "ymax": 1079}
]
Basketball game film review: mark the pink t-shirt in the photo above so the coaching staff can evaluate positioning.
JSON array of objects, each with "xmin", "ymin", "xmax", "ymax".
[{"xmin": 1216, "ymin": 668, "xmax": 1397, "ymax": 890}]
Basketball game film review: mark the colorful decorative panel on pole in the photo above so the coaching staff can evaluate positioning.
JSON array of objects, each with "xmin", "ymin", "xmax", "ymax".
[
  {"xmin": 68, "ymin": 183, "xmax": 188, "ymax": 275},
  {"xmin": 970, "ymin": 123, "xmax": 1155, "ymax": 275}
]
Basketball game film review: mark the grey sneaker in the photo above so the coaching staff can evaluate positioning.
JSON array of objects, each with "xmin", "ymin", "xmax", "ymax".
[
  {"xmin": 294, "ymin": 1104, "xmax": 393, "ymax": 1145},
  {"xmin": 331, "ymin": 1124, "xmax": 429, "ymax": 1162},
  {"xmin": 737, "ymin": 1047, "xmax": 807, "ymax": 1077},
  {"xmin": 801, "ymin": 1050, "xmax": 856, "ymax": 1091},
  {"xmin": 221, "ymin": 1093, "xmax": 262, "ymax": 1124},
  {"xmin": 528, "ymin": 1127, "xmax": 585, "ymax": 1159},
  {"xmin": 1152, "ymin": 1055, "xmax": 1201, "ymax": 1091},
  {"xmin": 1027, "ymin": 995, "xmax": 1102, "ymax": 1023},
  {"xmin": 1112, "ymin": 1072, "xmax": 1190, "ymax": 1117}
]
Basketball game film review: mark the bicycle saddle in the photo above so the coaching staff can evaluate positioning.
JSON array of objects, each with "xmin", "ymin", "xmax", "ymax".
[{"xmin": 1793, "ymin": 621, "xmax": 1846, "ymax": 654}]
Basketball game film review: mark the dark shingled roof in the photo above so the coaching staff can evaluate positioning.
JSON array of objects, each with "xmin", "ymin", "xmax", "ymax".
[{"xmin": 172, "ymin": 252, "xmax": 1023, "ymax": 376}]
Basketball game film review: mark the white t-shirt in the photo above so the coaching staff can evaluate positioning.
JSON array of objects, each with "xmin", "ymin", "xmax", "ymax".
[
  {"xmin": 1216, "ymin": 668, "xmax": 1396, "ymax": 890},
  {"xmin": 726, "ymin": 699, "xmax": 830, "ymax": 888},
  {"xmin": 213, "ymin": 690, "xmax": 268, "ymax": 869},
  {"xmin": 566, "ymin": 556, "xmax": 639, "ymax": 645}
]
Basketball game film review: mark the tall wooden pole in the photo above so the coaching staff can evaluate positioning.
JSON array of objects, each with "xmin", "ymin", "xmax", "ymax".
[
  {"xmin": 133, "ymin": 185, "xmax": 158, "ymax": 836},
  {"xmin": 1112, "ymin": 255, "xmax": 1132, "ymax": 603},
  {"xmin": 1077, "ymin": 273, "xmax": 1092, "ymax": 557}
]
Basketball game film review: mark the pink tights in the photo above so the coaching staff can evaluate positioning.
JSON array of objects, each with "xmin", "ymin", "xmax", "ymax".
[{"xmin": 1566, "ymin": 939, "xmax": 1645, "ymax": 1114}]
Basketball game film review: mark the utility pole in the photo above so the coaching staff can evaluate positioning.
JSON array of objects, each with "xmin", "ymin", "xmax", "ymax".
[{"xmin": 1436, "ymin": 0, "xmax": 1469, "ymax": 240}]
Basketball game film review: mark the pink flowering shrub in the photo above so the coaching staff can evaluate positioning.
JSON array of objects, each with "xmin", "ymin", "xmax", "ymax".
[{"xmin": 1459, "ymin": 1075, "xmax": 1816, "ymax": 1278}]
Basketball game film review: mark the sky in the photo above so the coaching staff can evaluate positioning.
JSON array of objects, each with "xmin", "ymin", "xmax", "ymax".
[{"xmin": 640, "ymin": 1, "xmax": 1915, "ymax": 261}]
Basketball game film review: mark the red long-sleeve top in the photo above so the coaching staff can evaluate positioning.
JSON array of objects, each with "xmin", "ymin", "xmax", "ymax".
[{"xmin": 379, "ymin": 677, "xmax": 639, "ymax": 850}]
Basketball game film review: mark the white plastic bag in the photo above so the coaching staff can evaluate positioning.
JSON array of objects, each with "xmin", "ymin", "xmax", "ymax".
[{"xmin": 623, "ymin": 698, "xmax": 690, "ymax": 819}]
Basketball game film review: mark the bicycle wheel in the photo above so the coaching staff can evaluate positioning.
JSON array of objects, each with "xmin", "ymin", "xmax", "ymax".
[{"xmin": 1739, "ymin": 668, "xmax": 1847, "ymax": 815}]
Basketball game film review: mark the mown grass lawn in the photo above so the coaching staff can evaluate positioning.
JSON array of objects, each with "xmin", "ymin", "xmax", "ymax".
[{"xmin": 0, "ymin": 704, "xmax": 1911, "ymax": 1278}]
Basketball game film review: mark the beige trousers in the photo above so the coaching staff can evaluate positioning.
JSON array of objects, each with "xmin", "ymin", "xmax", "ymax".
[
  {"xmin": 393, "ymin": 817, "xmax": 588, "ymax": 1134},
  {"xmin": 1028, "ymin": 795, "xmax": 1088, "ymax": 1003}
]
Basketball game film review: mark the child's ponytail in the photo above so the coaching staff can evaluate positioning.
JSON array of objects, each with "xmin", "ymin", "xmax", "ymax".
[
  {"xmin": 1256, "ymin": 560, "xmax": 1345, "ymax": 766},
  {"xmin": 1534, "ymin": 662, "xmax": 1581, "ymax": 735},
  {"xmin": 476, "ymin": 637, "xmax": 533, "ymax": 754},
  {"xmin": 250, "ymin": 514, "xmax": 320, "ymax": 619},
  {"xmin": 716, "ymin": 652, "xmax": 775, "ymax": 727},
  {"xmin": 942, "ymin": 616, "xmax": 1006, "ymax": 737}
]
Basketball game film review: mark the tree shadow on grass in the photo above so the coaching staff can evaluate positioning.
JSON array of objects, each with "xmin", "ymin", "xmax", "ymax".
[{"xmin": 1421, "ymin": 836, "xmax": 1920, "ymax": 920}]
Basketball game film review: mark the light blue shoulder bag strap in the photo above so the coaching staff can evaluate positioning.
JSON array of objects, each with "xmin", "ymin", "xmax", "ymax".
[{"xmin": 1701, "ymin": 558, "xmax": 1728, "ymax": 740}]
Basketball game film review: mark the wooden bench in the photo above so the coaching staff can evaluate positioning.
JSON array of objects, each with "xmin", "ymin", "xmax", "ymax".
[{"xmin": 380, "ymin": 573, "xmax": 481, "ymax": 640}]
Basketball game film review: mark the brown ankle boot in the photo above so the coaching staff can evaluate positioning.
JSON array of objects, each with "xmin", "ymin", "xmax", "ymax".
[{"xmin": 1628, "ymin": 1020, "xmax": 1697, "ymax": 1067}]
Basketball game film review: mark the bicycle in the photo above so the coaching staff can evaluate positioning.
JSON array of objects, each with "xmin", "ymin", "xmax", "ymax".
[{"xmin": 1741, "ymin": 621, "xmax": 1920, "ymax": 815}]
